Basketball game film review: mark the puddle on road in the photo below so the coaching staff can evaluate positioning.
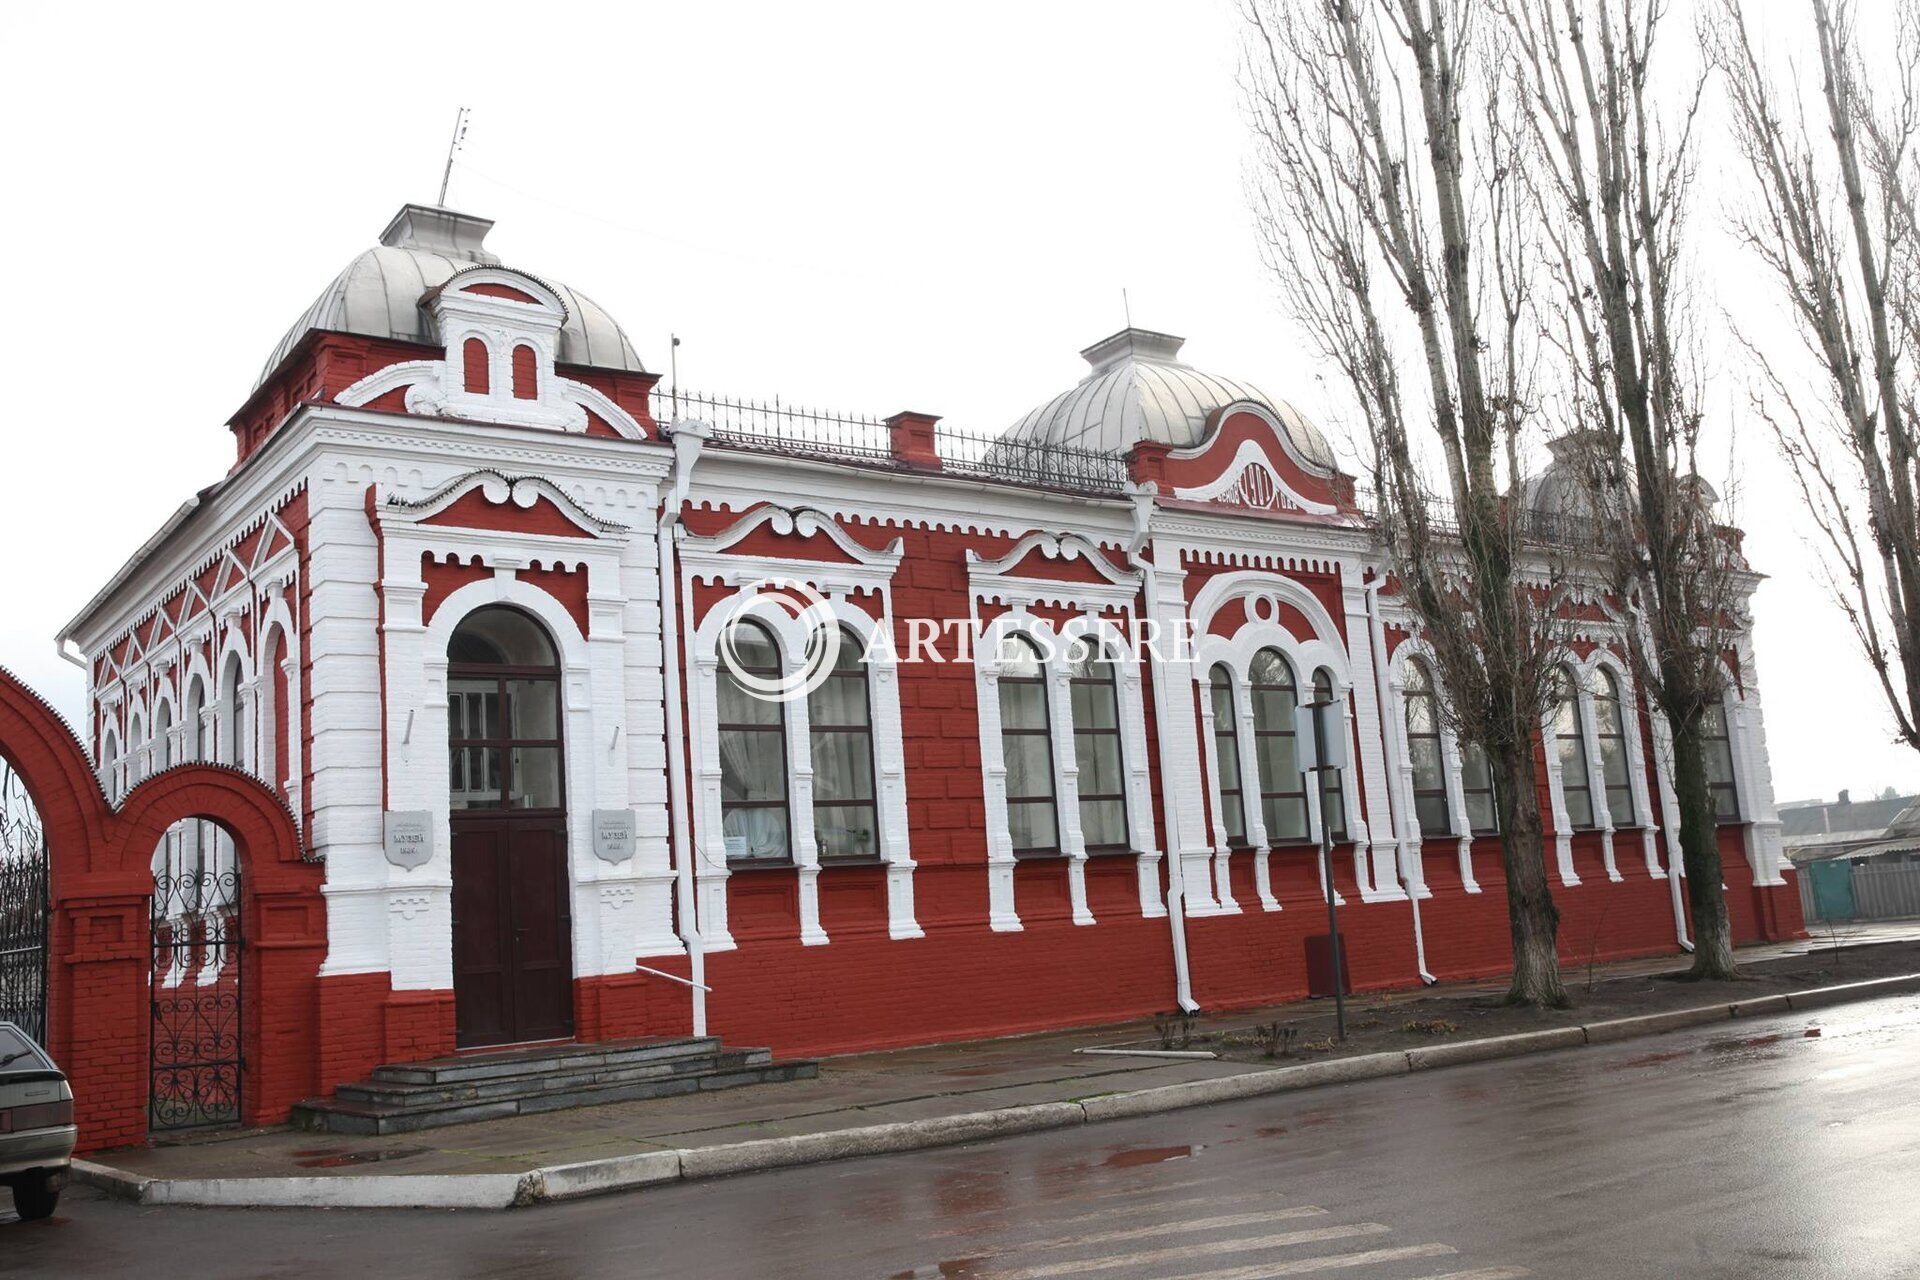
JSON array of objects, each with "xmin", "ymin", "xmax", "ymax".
[
  {"xmin": 292, "ymin": 1146, "xmax": 427, "ymax": 1169},
  {"xmin": 1103, "ymin": 1144, "xmax": 1201, "ymax": 1168},
  {"xmin": 890, "ymin": 1258, "xmax": 986, "ymax": 1278}
]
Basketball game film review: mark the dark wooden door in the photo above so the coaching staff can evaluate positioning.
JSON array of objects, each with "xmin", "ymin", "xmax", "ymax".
[{"xmin": 451, "ymin": 815, "xmax": 574, "ymax": 1048}]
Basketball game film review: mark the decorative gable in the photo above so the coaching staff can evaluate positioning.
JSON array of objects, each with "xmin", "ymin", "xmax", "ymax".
[{"xmin": 331, "ymin": 267, "xmax": 648, "ymax": 438}]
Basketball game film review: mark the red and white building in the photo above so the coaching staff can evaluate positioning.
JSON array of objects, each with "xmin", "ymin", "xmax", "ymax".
[{"xmin": 59, "ymin": 205, "xmax": 1803, "ymax": 1101}]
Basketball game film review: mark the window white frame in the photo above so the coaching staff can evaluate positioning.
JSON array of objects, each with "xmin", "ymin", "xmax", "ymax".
[
  {"xmin": 682, "ymin": 507, "xmax": 918, "ymax": 948},
  {"xmin": 1192, "ymin": 582, "xmax": 1366, "ymax": 913},
  {"xmin": 1388, "ymin": 638, "xmax": 1481, "ymax": 895},
  {"xmin": 974, "ymin": 610, "xmax": 1158, "ymax": 930},
  {"xmin": 1540, "ymin": 650, "xmax": 1660, "ymax": 884},
  {"xmin": 969, "ymin": 532, "xmax": 1160, "ymax": 930}
]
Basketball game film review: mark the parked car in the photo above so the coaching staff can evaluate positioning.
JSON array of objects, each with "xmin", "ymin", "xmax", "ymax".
[{"xmin": 0, "ymin": 1022, "xmax": 73, "ymax": 1221}]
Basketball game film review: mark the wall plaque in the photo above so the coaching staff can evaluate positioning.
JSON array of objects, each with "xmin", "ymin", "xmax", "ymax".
[
  {"xmin": 383, "ymin": 810, "xmax": 434, "ymax": 870},
  {"xmin": 593, "ymin": 808, "xmax": 636, "ymax": 864}
]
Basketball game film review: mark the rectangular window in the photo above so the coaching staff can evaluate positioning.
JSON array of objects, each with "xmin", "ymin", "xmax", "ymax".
[
  {"xmin": 1070, "ymin": 650, "xmax": 1130, "ymax": 852},
  {"xmin": 718, "ymin": 624, "xmax": 791, "ymax": 863},
  {"xmin": 1461, "ymin": 743, "xmax": 1500, "ymax": 834},
  {"xmin": 809, "ymin": 640, "xmax": 880, "ymax": 861},
  {"xmin": 1209, "ymin": 678, "xmax": 1248, "ymax": 845},
  {"xmin": 1555, "ymin": 670, "xmax": 1596, "ymax": 830},
  {"xmin": 1702, "ymin": 703, "xmax": 1741, "ymax": 822},
  {"xmin": 998, "ymin": 642, "xmax": 1059, "ymax": 856}
]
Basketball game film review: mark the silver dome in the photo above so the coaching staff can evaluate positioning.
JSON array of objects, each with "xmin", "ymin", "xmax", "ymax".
[
  {"xmin": 256, "ymin": 204, "xmax": 646, "ymax": 389},
  {"xmin": 1002, "ymin": 328, "xmax": 1336, "ymax": 470}
]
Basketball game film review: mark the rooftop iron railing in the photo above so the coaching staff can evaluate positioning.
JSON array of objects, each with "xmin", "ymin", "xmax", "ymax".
[{"xmin": 650, "ymin": 386, "xmax": 1135, "ymax": 497}]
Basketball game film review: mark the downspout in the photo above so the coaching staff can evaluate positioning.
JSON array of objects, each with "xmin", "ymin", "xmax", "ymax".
[
  {"xmin": 1629, "ymin": 603, "xmax": 1693, "ymax": 952},
  {"xmin": 1365, "ymin": 578, "xmax": 1436, "ymax": 985},
  {"xmin": 660, "ymin": 420, "xmax": 711, "ymax": 1033},
  {"xmin": 1127, "ymin": 487, "xmax": 1199, "ymax": 1014}
]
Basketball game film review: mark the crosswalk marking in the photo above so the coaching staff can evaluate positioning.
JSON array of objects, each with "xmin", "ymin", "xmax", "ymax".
[
  {"xmin": 996, "ymin": 1223, "xmax": 1395, "ymax": 1279},
  {"xmin": 926, "ymin": 1190, "xmax": 1287, "ymax": 1241},
  {"xmin": 1174, "ymin": 1242, "xmax": 1460, "ymax": 1279},
  {"xmin": 1018, "ymin": 1206, "xmax": 1330, "ymax": 1253}
]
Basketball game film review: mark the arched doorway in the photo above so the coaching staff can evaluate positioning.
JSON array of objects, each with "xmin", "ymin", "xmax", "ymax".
[{"xmin": 447, "ymin": 605, "xmax": 574, "ymax": 1047}]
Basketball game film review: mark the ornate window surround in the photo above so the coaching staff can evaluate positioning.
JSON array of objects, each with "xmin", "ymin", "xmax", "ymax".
[
  {"xmin": 1189, "ymin": 570, "xmax": 1367, "ymax": 912},
  {"xmin": 1540, "ymin": 648, "xmax": 1658, "ymax": 886},
  {"xmin": 680, "ymin": 507, "xmax": 918, "ymax": 950},
  {"xmin": 967, "ymin": 532, "xmax": 1160, "ymax": 931}
]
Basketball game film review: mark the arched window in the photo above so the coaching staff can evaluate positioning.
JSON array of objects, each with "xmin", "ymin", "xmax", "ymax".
[
  {"xmin": 511, "ymin": 344, "xmax": 538, "ymax": 400},
  {"xmin": 713, "ymin": 619, "xmax": 790, "ymax": 862},
  {"xmin": 1404, "ymin": 658, "xmax": 1451, "ymax": 837},
  {"xmin": 1250, "ymin": 648, "xmax": 1307, "ymax": 842},
  {"xmin": 185, "ymin": 678, "xmax": 207, "ymax": 761},
  {"xmin": 808, "ymin": 627, "xmax": 878, "ymax": 861},
  {"xmin": 997, "ymin": 635, "xmax": 1059, "ymax": 855},
  {"xmin": 154, "ymin": 700, "xmax": 174, "ymax": 770},
  {"xmin": 1311, "ymin": 669, "xmax": 1348, "ymax": 842},
  {"xmin": 1702, "ymin": 698, "xmax": 1741, "ymax": 822},
  {"xmin": 447, "ymin": 606, "xmax": 564, "ymax": 812},
  {"xmin": 101, "ymin": 729, "xmax": 121, "ymax": 802},
  {"xmin": 221, "ymin": 655, "xmax": 247, "ymax": 770},
  {"xmin": 1069, "ymin": 641, "xmax": 1129, "ymax": 851},
  {"xmin": 1553, "ymin": 666, "xmax": 1596, "ymax": 830},
  {"xmin": 463, "ymin": 337, "xmax": 490, "ymax": 395},
  {"xmin": 1594, "ymin": 668, "xmax": 1635, "ymax": 826},
  {"xmin": 1208, "ymin": 663, "xmax": 1247, "ymax": 846},
  {"xmin": 128, "ymin": 714, "xmax": 146, "ymax": 786}
]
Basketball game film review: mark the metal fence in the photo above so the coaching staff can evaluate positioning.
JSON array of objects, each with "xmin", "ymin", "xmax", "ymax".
[
  {"xmin": 0, "ymin": 766, "xmax": 47, "ymax": 1043},
  {"xmin": 649, "ymin": 386, "xmax": 1135, "ymax": 497},
  {"xmin": 1799, "ymin": 859, "xmax": 1920, "ymax": 923}
]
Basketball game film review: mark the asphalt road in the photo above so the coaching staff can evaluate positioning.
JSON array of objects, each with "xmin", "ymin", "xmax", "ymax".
[{"xmin": 5, "ymin": 994, "xmax": 1917, "ymax": 1280}]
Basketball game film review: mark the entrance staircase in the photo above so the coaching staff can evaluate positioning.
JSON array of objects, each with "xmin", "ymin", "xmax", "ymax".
[{"xmin": 293, "ymin": 1036, "xmax": 816, "ymax": 1135}]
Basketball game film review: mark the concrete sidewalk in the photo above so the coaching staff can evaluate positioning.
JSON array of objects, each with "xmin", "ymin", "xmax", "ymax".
[{"xmin": 74, "ymin": 924, "xmax": 1920, "ymax": 1210}]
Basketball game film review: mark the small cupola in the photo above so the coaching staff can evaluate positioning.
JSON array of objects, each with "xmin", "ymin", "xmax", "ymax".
[{"xmin": 378, "ymin": 204, "xmax": 501, "ymax": 265}]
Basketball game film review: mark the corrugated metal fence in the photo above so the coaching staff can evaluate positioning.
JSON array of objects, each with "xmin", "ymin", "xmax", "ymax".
[{"xmin": 1800, "ymin": 860, "xmax": 1920, "ymax": 922}]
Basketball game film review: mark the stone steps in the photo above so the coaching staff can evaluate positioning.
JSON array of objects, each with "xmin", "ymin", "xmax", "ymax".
[{"xmin": 293, "ymin": 1036, "xmax": 816, "ymax": 1136}]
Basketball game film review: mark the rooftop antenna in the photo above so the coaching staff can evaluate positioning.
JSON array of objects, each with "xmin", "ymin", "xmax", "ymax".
[
  {"xmin": 437, "ymin": 107, "xmax": 471, "ymax": 207},
  {"xmin": 1122, "ymin": 288, "xmax": 1136, "ymax": 359},
  {"xmin": 670, "ymin": 334, "xmax": 682, "ymax": 418}
]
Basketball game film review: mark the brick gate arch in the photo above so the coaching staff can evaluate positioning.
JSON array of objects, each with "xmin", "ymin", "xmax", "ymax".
[{"xmin": 0, "ymin": 666, "xmax": 323, "ymax": 1151}]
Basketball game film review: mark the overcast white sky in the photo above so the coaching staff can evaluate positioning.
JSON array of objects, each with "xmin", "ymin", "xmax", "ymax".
[{"xmin": 0, "ymin": 0, "xmax": 1912, "ymax": 804}]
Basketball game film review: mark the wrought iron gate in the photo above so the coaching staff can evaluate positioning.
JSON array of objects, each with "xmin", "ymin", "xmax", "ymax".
[
  {"xmin": 150, "ymin": 837, "xmax": 243, "ymax": 1132},
  {"xmin": 0, "ymin": 765, "xmax": 47, "ymax": 1043}
]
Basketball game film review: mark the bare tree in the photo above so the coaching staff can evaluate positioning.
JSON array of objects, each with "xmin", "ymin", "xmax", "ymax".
[
  {"xmin": 1502, "ymin": 0, "xmax": 1746, "ymax": 978},
  {"xmin": 1242, "ymin": 0, "xmax": 1571, "ymax": 1006},
  {"xmin": 1715, "ymin": 0, "xmax": 1920, "ymax": 759}
]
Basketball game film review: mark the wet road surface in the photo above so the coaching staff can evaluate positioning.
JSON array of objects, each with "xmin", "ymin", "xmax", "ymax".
[{"xmin": 5, "ymin": 994, "xmax": 1917, "ymax": 1279}]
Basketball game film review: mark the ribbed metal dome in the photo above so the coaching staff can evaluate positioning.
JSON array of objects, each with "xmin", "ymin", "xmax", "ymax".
[
  {"xmin": 1002, "ymin": 328, "xmax": 1336, "ymax": 470},
  {"xmin": 255, "ymin": 205, "xmax": 646, "ymax": 389}
]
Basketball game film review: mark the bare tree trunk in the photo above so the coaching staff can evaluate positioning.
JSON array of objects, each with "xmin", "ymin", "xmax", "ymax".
[
  {"xmin": 1492, "ymin": 730, "xmax": 1565, "ymax": 1005},
  {"xmin": 1669, "ymin": 714, "xmax": 1738, "ymax": 979}
]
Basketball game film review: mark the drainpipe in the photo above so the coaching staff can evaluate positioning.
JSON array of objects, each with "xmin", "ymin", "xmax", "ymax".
[
  {"xmin": 660, "ymin": 420, "xmax": 711, "ymax": 1033},
  {"xmin": 1127, "ymin": 487, "xmax": 1200, "ymax": 1014},
  {"xmin": 1365, "ymin": 578, "xmax": 1436, "ymax": 984},
  {"xmin": 1628, "ymin": 604, "xmax": 1692, "ymax": 952}
]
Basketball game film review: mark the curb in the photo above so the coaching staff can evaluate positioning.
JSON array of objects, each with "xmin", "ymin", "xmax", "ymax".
[{"xmin": 73, "ymin": 971, "xmax": 1920, "ymax": 1212}]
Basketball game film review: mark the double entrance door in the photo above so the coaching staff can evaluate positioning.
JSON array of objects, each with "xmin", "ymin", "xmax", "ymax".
[{"xmin": 451, "ymin": 815, "xmax": 574, "ymax": 1048}]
